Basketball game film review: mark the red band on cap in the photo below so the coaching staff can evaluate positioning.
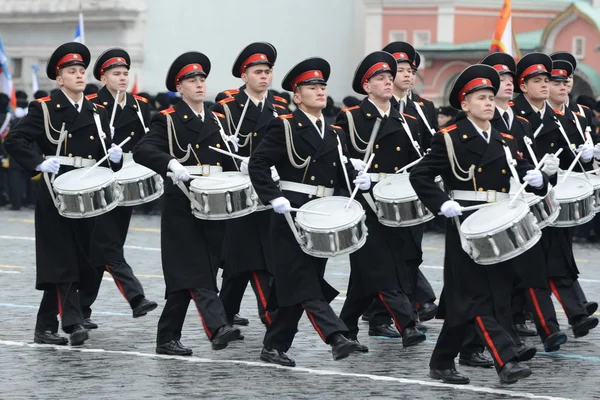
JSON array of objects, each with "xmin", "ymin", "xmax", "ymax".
[
  {"xmin": 240, "ymin": 53, "xmax": 269, "ymax": 74},
  {"xmin": 551, "ymin": 69, "xmax": 567, "ymax": 77},
  {"xmin": 493, "ymin": 64, "xmax": 510, "ymax": 73},
  {"xmin": 100, "ymin": 57, "xmax": 128, "ymax": 75},
  {"xmin": 175, "ymin": 63, "xmax": 205, "ymax": 84},
  {"xmin": 392, "ymin": 52, "xmax": 409, "ymax": 61},
  {"xmin": 459, "ymin": 78, "xmax": 493, "ymax": 103},
  {"xmin": 56, "ymin": 53, "xmax": 83, "ymax": 73},
  {"xmin": 519, "ymin": 64, "xmax": 547, "ymax": 84},
  {"xmin": 361, "ymin": 62, "xmax": 392, "ymax": 87},
  {"xmin": 291, "ymin": 70, "xmax": 323, "ymax": 90}
]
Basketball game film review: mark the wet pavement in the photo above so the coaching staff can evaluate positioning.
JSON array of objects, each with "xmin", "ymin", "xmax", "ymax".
[{"xmin": 1, "ymin": 208, "xmax": 599, "ymax": 399}]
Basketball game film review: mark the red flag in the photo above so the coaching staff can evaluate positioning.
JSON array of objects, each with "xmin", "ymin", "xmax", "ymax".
[
  {"xmin": 489, "ymin": 0, "xmax": 520, "ymax": 58},
  {"xmin": 131, "ymin": 74, "xmax": 139, "ymax": 95}
]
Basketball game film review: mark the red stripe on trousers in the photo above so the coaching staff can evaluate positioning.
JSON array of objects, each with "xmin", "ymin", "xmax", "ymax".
[
  {"xmin": 475, "ymin": 316, "xmax": 504, "ymax": 368},
  {"xmin": 189, "ymin": 289, "xmax": 212, "ymax": 339},
  {"xmin": 56, "ymin": 285, "xmax": 63, "ymax": 318},
  {"xmin": 377, "ymin": 292, "xmax": 404, "ymax": 333},
  {"xmin": 529, "ymin": 288, "xmax": 551, "ymax": 335},
  {"xmin": 251, "ymin": 272, "xmax": 272, "ymax": 326},
  {"xmin": 549, "ymin": 280, "xmax": 571, "ymax": 319},
  {"xmin": 105, "ymin": 265, "xmax": 128, "ymax": 301},
  {"xmin": 301, "ymin": 304, "xmax": 326, "ymax": 342}
]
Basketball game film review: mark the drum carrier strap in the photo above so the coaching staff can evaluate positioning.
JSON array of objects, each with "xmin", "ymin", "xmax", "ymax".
[
  {"xmin": 282, "ymin": 118, "xmax": 311, "ymax": 182},
  {"xmin": 221, "ymin": 101, "xmax": 252, "ymax": 150}
]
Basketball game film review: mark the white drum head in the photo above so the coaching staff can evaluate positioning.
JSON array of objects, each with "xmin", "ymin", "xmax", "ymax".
[
  {"xmin": 373, "ymin": 174, "xmax": 417, "ymax": 202},
  {"xmin": 461, "ymin": 199, "xmax": 529, "ymax": 236},
  {"xmin": 554, "ymin": 176, "xmax": 593, "ymax": 202},
  {"xmin": 115, "ymin": 163, "xmax": 155, "ymax": 181},
  {"xmin": 190, "ymin": 171, "xmax": 250, "ymax": 192},
  {"xmin": 296, "ymin": 197, "xmax": 364, "ymax": 231},
  {"xmin": 54, "ymin": 167, "xmax": 114, "ymax": 192}
]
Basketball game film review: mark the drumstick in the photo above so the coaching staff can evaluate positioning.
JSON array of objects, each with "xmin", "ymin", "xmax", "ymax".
[
  {"xmin": 209, "ymin": 145, "xmax": 246, "ymax": 161},
  {"xmin": 284, "ymin": 212, "xmax": 304, "ymax": 245},
  {"xmin": 509, "ymin": 148, "xmax": 563, "ymax": 207},
  {"xmin": 165, "ymin": 172, "xmax": 228, "ymax": 182},
  {"xmin": 108, "ymin": 90, "xmax": 120, "ymax": 138},
  {"xmin": 396, "ymin": 157, "xmax": 423, "ymax": 174},
  {"xmin": 175, "ymin": 181, "xmax": 202, "ymax": 210},
  {"xmin": 80, "ymin": 136, "xmax": 132, "ymax": 178},
  {"xmin": 289, "ymin": 208, "xmax": 331, "ymax": 216},
  {"xmin": 363, "ymin": 117, "xmax": 382, "ymax": 163},
  {"xmin": 50, "ymin": 123, "xmax": 66, "ymax": 184},
  {"xmin": 436, "ymin": 202, "xmax": 499, "ymax": 216},
  {"xmin": 560, "ymin": 150, "xmax": 583, "ymax": 184},
  {"xmin": 345, "ymin": 153, "xmax": 375, "ymax": 209}
]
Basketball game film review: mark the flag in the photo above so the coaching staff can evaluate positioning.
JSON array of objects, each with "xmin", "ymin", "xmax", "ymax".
[
  {"xmin": 0, "ymin": 36, "xmax": 16, "ymax": 110},
  {"xmin": 130, "ymin": 73, "xmax": 139, "ymax": 95},
  {"xmin": 489, "ymin": 0, "xmax": 520, "ymax": 59},
  {"xmin": 74, "ymin": 13, "xmax": 85, "ymax": 44},
  {"xmin": 31, "ymin": 65, "xmax": 40, "ymax": 94}
]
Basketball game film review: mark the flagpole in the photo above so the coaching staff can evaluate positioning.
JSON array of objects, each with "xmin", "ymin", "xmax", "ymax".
[{"xmin": 79, "ymin": 0, "xmax": 85, "ymax": 45}]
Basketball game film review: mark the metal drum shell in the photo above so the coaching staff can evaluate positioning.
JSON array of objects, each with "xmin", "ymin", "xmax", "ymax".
[
  {"xmin": 189, "ymin": 172, "xmax": 257, "ymax": 220},
  {"xmin": 115, "ymin": 163, "xmax": 164, "ymax": 207},
  {"xmin": 553, "ymin": 176, "xmax": 595, "ymax": 227}
]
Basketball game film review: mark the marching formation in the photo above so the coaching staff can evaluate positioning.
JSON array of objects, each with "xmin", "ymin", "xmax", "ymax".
[{"xmin": 3, "ymin": 39, "xmax": 599, "ymax": 386}]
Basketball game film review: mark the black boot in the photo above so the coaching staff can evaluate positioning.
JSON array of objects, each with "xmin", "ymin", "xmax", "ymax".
[
  {"xmin": 227, "ymin": 314, "xmax": 249, "ymax": 326},
  {"xmin": 585, "ymin": 301, "xmax": 598, "ymax": 316},
  {"xmin": 156, "ymin": 340, "xmax": 193, "ymax": 356},
  {"xmin": 368, "ymin": 324, "xmax": 400, "ymax": 338},
  {"xmin": 572, "ymin": 316, "xmax": 599, "ymax": 338},
  {"xmin": 33, "ymin": 331, "xmax": 68, "ymax": 345},
  {"xmin": 418, "ymin": 302, "xmax": 438, "ymax": 322},
  {"xmin": 132, "ymin": 298, "xmax": 158, "ymax": 318},
  {"xmin": 260, "ymin": 347, "xmax": 296, "ymax": 367},
  {"xmin": 429, "ymin": 368, "xmax": 470, "ymax": 384},
  {"xmin": 514, "ymin": 323, "xmax": 537, "ymax": 337},
  {"xmin": 211, "ymin": 325, "xmax": 241, "ymax": 350},
  {"xmin": 516, "ymin": 343, "xmax": 537, "ymax": 362},
  {"xmin": 82, "ymin": 318, "xmax": 98, "ymax": 330},
  {"xmin": 543, "ymin": 331, "xmax": 568, "ymax": 352},
  {"xmin": 402, "ymin": 326, "xmax": 426, "ymax": 347},
  {"xmin": 329, "ymin": 333, "xmax": 365, "ymax": 361},
  {"xmin": 498, "ymin": 361, "xmax": 532, "ymax": 384},
  {"xmin": 458, "ymin": 350, "xmax": 493, "ymax": 368},
  {"xmin": 69, "ymin": 325, "xmax": 89, "ymax": 346}
]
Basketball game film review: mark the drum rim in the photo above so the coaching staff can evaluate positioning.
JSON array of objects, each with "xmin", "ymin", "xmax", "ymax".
[
  {"xmin": 461, "ymin": 198, "xmax": 530, "ymax": 236},
  {"xmin": 114, "ymin": 164, "xmax": 158, "ymax": 181},
  {"xmin": 372, "ymin": 174, "xmax": 419, "ymax": 202},
  {"xmin": 53, "ymin": 167, "xmax": 116, "ymax": 193},
  {"xmin": 553, "ymin": 176, "xmax": 594, "ymax": 201},
  {"xmin": 189, "ymin": 172, "xmax": 252, "ymax": 192},
  {"xmin": 296, "ymin": 196, "xmax": 365, "ymax": 231}
]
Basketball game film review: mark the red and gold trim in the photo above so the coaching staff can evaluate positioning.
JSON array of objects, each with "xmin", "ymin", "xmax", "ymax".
[
  {"xmin": 362, "ymin": 62, "xmax": 392, "ymax": 86},
  {"xmin": 519, "ymin": 64, "xmax": 548, "ymax": 85},
  {"xmin": 459, "ymin": 78, "xmax": 493, "ymax": 103},
  {"xmin": 56, "ymin": 53, "xmax": 84, "ymax": 73},
  {"xmin": 100, "ymin": 57, "xmax": 128, "ymax": 75},
  {"xmin": 240, "ymin": 53, "xmax": 269, "ymax": 74},
  {"xmin": 291, "ymin": 70, "xmax": 323, "ymax": 90},
  {"xmin": 175, "ymin": 63, "xmax": 205, "ymax": 85}
]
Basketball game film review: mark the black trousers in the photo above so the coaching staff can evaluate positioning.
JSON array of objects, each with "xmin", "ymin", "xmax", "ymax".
[
  {"xmin": 79, "ymin": 261, "xmax": 145, "ymax": 319},
  {"xmin": 459, "ymin": 324, "xmax": 485, "ymax": 355},
  {"xmin": 526, "ymin": 287, "xmax": 561, "ymax": 341},
  {"xmin": 340, "ymin": 289, "xmax": 414, "ymax": 338},
  {"xmin": 156, "ymin": 288, "xmax": 228, "ymax": 345},
  {"xmin": 35, "ymin": 283, "xmax": 83, "ymax": 334},
  {"xmin": 549, "ymin": 279, "xmax": 588, "ymax": 324},
  {"xmin": 430, "ymin": 316, "xmax": 518, "ymax": 373},
  {"xmin": 263, "ymin": 298, "xmax": 347, "ymax": 353},
  {"xmin": 219, "ymin": 269, "xmax": 274, "ymax": 325}
]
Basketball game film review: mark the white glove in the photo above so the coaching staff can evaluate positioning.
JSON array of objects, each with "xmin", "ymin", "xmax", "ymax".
[
  {"xmin": 440, "ymin": 200, "xmax": 462, "ymax": 218},
  {"xmin": 240, "ymin": 157, "xmax": 250, "ymax": 175},
  {"xmin": 541, "ymin": 153, "xmax": 560, "ymax": 177},
  {"xmin": 350, "ymin": 158, "xmax": 366, "ymax": 172},
  {"xmin": 36, "ymin": 158, "xmax": 60, "ymax": 174},
  {"xmin": 594, "ymin": 143, "xmax": 600, "ymax": 159},
  {"xmin": 270, "ymin": 196, "xmax": 291, "ymax": 214},
  {"xmin": 576, "ymin": 143, "xmax": 594, "ymax": 162},
  {"xmin": 227, "ymin": 135, "xmax": 240, "ymax": 153},
  {"xmin": 167, "ymin": 159, "xmax": 191, "ymax": 183},
  {"xmin": 108, "ymin": 143, "xmax": 123, "ymax": 163},
  {"xmin": 353, "ymin": 171, "xmax": 371, "ymax": 190},
  {"xmin": 523, "ymin": 169, "xmax": 543, "ymax": 188}
]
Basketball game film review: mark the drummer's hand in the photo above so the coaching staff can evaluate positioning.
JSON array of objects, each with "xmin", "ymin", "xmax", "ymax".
[
  {"xmin": 541, "ymin": 154, "xmax": 560, "ymax": 176},
  {"xmin": 576, "ymin": 143, "xmax": 594, "ymax": 162},
  {"xmin": 270, "ymin": 196, "xmax": 291, "ymax": 214},
  {"xmin": 227, "ymin": 135, "xmax": 240, "ymax": 152},
  {"xmin": 350, "ymin": 158, "xmax": 367, "ymax": 172},
  {"xmin": 240, "ymin": 157, "xmax": 250, "ymax": 175},
  {"xmin": 36, "ymin": 158, "xmax": 60, "ymax": 174},
  {"xmin": 523, "ymin": 169, "xmax": 543, "ymax": 188},
  {"xmin": 353, "ymin": 171, "xmax": 371, "ymax": 190},
  {"xmin": 440, "ymin": 200, "xmax": 462, "ymax": 218},
  {"xmin": 167, "ymin": 159, "xmax": 191, "ymax": 183},
  {"xmin": 594, "ymin": 143, "xmax": 600, "ymax": 159},
  {"xmin": 108, "ymin": 143, "xmax": 123, "ymax": 163}
]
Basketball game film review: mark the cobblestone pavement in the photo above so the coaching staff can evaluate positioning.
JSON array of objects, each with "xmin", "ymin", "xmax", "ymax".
[{"xmin": 1, "ymin": 208, "xmax": 599, "ymax": 399}]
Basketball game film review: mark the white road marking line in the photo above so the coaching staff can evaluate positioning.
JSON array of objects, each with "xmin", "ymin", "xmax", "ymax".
[
  {"xmin": 0, "ymin": 270, "xmax": 21, "ymax": 274},
  {"xmin": 0, "ymin": 339, "xmax": 573, "ymax": 400}
]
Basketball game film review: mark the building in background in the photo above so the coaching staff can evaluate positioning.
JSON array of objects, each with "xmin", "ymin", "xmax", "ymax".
[{"xmin": 1, "ymin": 0, "xmax": 600, "ymax": 106}]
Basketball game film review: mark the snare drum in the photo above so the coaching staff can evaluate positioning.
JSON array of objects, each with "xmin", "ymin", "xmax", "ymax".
[
  {"xmin": 372, "ymin": 174, "xmax": 434, "ymax": 227},
  {"xmin": 552, "ymin": 175, "xmax": 595, "ymax": 227},
  {"xmin": 460, "ymin": 198, "xmax": 541, "ymax": 265},
  {"xmin": 509, "ymin": 189, "xmax": 560, "ymax": 229},
  {"xmin": 53, "ymin": 167, "xmax": 122, "ymax": 219},
  {"xmin": 115, "ymin": 163, "xmax": 164, "ymax": 206},
  {"xmin": 189, "ymin": 171, "xmax": 257, "ymax": 220},
  {"xmin": 568, "ymin": 172, "xmax": 600, "ymax": 212},
  {"xmin": 294, "ymin": 196, "xmax": 367, "ymax": 258},
  {"xmin": 255, "ymin": 166, "xmax": 280, "ymax": 212}
]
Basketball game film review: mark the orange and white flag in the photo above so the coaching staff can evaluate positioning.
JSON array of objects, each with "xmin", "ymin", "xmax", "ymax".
[{"xmin": 489, "ymin": 0, "xmax": 520, "ymax": 58}]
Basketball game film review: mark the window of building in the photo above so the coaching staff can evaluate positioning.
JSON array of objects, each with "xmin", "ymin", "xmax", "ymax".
[
  {"xmin": 388, "ymin": 30, "xmax": 407, "ymax": 43},
  {"xmin": 10, "ymin": 58, "xmax": 22, "ymax": 79},
  {"xmin": 573, "ymin": 36, "xmax": 585, "ymax": 59},
  {"xmin": 413, "ymin": 30, "xmax": 431, "ymax": 48}
]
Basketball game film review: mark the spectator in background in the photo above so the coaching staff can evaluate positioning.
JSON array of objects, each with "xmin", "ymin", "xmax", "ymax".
[
  {"xmin": 84, "ymin": 83, "xmax": 99, "ymax": 95},
  {"xmin": 343, "ymin": 96, "xmax": 360, "ymax": 108},
  {"xmin": 437, "ymin": 106, "xmax": 457, "ymax": 129},
  {"xmin": 0, "ymin": 93, "xmax": 11, "ymax": 206},
  {"xmin": 323, "ymin": 96, "xmax": 341, "ymax": 125},
  {"xmin": 33, "ymin": 90, "xmax": 49, "ymax": 100}
]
